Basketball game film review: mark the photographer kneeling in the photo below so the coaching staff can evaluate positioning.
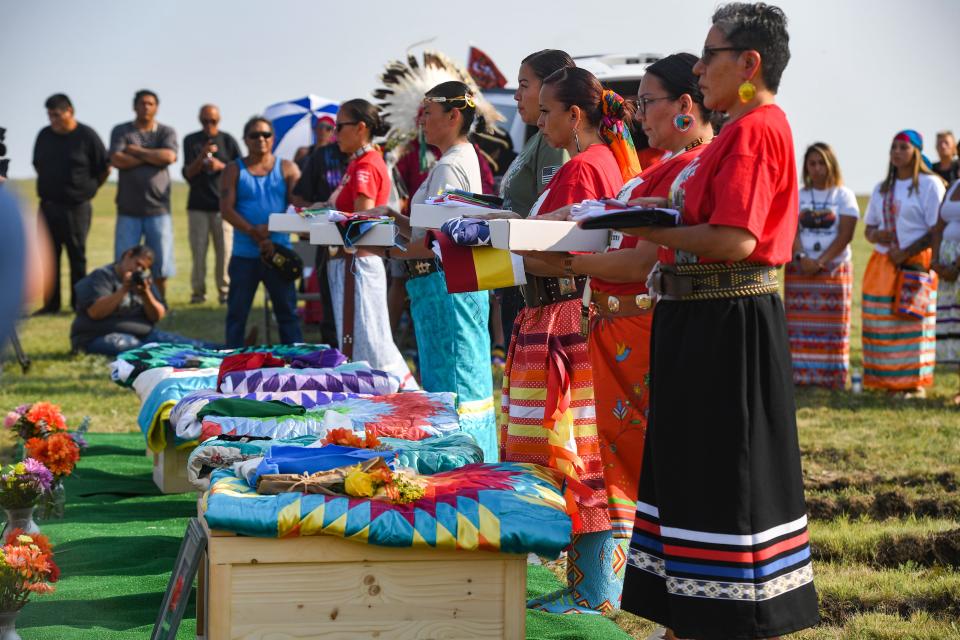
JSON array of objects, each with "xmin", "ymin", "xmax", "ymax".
[{"xmin": 70, "ymin": 245, "xmax": 219, "ymax": 356}]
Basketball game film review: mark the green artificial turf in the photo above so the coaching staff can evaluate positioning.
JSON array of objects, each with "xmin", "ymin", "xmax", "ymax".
[{"xmin": 16, "ymin": 433, "xmax": 629, "ymax": 639}]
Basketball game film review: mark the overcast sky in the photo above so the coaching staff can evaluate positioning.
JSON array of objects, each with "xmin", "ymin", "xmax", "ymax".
[{"xmin": 2, "ymin": 0, "xmax": 957, "ymax": 194}]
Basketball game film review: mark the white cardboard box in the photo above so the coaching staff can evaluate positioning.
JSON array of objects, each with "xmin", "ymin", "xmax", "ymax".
[
  {"xmin": 308, "ymin": 221, "xmax": 396, "ymax": 246},
  {"xmin": 268, "ymin": 213, "xmax": 312, "ymax": 234},
  {"xmin": 487, "ymin": 219, "xmax": 609, "ymax": 252},
  {"xmin": 410, "ymin": 203, "xmax": 514, "ymax": 229}
]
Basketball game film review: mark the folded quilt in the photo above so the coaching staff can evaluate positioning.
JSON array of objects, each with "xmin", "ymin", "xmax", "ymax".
[
  {"xmin": 171, "ymin": 389, "xmax": 363, "ymax": 442},
  {"xmin": 201, "ymin": 462, "xmax": 572, "ymax": 556},
  {"xmin": 136, "ymin": 369, "xmax": 220, "ymax": 452},
  {"xmin": 216, "ymin": 349, "xmax": 348, "ymax": 388},
  {"xmin": 219, "ymin": 362, "xmax": 399, "ymax": 395},
  {"xmin": 195, "ymin": 391, "xmax": 462, "ymax": 443},
  {"xmin": 111, "ymin": 342, "xmax": 331, "ymax": 387},
  {"xmin": 186, "ymin": 432, "xmax": 483, "ymax": 490}
]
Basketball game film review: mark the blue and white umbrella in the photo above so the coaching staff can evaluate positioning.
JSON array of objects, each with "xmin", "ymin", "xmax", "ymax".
[{"xmin": 263, "ymin": 95, "xmax": 339, "ymax": 160}]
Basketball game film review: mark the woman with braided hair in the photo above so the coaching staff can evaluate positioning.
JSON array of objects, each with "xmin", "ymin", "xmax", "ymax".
[{"xmin": 500, "ymin": 65, "xmax": 639, "ymax": 614}]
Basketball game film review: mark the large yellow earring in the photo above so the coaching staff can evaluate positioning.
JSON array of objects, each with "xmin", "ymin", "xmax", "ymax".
[{"xmin": 738, "ymin": 80, "xmax": 756, "ymax": 103}]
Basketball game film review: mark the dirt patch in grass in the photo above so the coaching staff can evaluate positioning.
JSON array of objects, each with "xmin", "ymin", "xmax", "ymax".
[
  {"xmin": 806, "ymin": 485, "xmax": 960, "ymax": 520},
  {"xmin": 805, "ymin": 471, "xmax": 958, "ymax": 493},
  {"xmin": 875, "ymin": 529, "xmax": 960, "ymax": 568},
  {"xmin": 819, "ymin": 591, "xmax": 960, "ymax": 627}
]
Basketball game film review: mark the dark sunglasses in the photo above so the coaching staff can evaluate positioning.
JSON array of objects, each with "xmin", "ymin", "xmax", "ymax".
[
  {"xmin": 335, "ymin": 121, "xmax": 358, "ymax": 133},
  {"xmin": 201, "ymin": 118, "xmax": 219, "ymax": 125},
  {"xmin": 700, "ymin": 45, "xmax": 748, "ymax": 64},
  {"xmin": 246, "ymin": 131, "xmax": 273, "ymax": 140}
]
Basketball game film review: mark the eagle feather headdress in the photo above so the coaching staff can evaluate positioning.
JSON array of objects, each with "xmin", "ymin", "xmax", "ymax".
[{"xmin": 373, "ymin": 49, "xmax": 504, "ymax": 153}]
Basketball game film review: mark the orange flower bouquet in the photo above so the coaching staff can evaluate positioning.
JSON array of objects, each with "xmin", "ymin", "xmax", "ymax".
[
  {"xmin": 4, "ymin": 403, "xmax": 67, "ymax": 441},
  {"xmin": 321, "ymin": 427, "xmax": 382, "ymax": 450},
  {"xmin": 0, "ymin": 529, "xmax": 58, "ymax": 612},
  {"xmin": 24, "ymin": 434, "xmax": 80, "ymax": 480}
]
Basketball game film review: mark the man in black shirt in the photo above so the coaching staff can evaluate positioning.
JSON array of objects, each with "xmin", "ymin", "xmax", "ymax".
[
  {"xmin": 182, "ymin": 104, "xmax": 241, "ymax": 304},
  {"xmin": 291, "ymin": 116, "xmax": 348, "ymax": 205},
  {"xmin": 32, "ymin": 93, "xmax": 109, "ymax": 313}
]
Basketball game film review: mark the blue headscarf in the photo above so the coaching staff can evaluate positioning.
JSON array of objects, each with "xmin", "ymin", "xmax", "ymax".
[{"xmin": 893, "ymin": 129, "xmax": 933, "ymax": 169}]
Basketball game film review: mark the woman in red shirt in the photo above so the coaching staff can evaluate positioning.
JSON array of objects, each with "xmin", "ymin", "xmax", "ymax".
[
  {"xmin": 500, "ymin": 66, "xmax": 638, "ymax": 615},
  {"xmin": 616, "ymin": 5, "xmax": 819, "ymax": 639},
  {"xmin": 329, "ymin": 99, "xmax": 415, "ymax": 389},
  {"xmin": 537, "ymin": 53, "xmax": 716, "ymax": 545}
]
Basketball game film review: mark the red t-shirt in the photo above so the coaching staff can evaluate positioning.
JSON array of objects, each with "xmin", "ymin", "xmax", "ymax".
[
  {"xmin": 660, "ymin": 104, "xmax": 797, "ymax": 266},
  {"xmin": 531, "ymin": 144, "xmax": 624, "ymax": 216},
  {"xmin": 592, "ymin": 143, "xmax": 710, "ymax": 294},
  {"xmin": 334, "ymin": 149, "xmax": 390, "ymax": 213}
]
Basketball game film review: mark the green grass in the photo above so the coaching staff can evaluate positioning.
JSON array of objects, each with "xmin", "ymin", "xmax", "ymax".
[{"xmin": 2, "ymin": 181, "xmax": 960, "ymax": 638}]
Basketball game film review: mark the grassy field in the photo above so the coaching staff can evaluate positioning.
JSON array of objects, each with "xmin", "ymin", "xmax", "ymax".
[{"xmin": 2, "ymin": 180, "xmax": 960, "ymax": 639}]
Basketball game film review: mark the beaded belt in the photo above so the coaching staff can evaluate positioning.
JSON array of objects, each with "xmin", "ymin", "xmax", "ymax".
[
  {"xmin": 651, "ymin": 262, "xmax": 780, "ymax": 301},
  {"xmin": 522, "ymin": 275, "xmax": 587, "ymax": 308},
  {"xmin": 590, "ymin": 289, "xmax": 653, "ymax": 317},
  {"xmin": 404, "ymin": 259, "xmax": 440, "ymax": 279}
]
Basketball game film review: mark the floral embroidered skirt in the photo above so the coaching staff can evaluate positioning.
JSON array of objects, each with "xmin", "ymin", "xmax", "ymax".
[
  {"xmin": 588, "ymin": 310, "xmax": 652, "ymax": 539},
  {"xmin": 620, "ymin": 294, "xmax": 819, "ymax": 639}
]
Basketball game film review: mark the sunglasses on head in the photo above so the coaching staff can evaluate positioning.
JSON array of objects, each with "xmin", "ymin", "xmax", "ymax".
[{"xmin": 246, "ymin": 131, "xmax": 273, "ymax": 140}]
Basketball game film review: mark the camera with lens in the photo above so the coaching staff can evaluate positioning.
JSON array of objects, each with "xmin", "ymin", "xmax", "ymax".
[{"xmin": 130, "ymin": 270, "xmax": 147, "ymax": 287}]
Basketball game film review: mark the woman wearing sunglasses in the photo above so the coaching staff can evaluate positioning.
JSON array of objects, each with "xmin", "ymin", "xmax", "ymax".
[
  {"xmin": 325, "ymin": 99, "xmax": 416, "ymax": 389},
  {"xmin": 617, "ymin": 4, "xmax": 819, "ymax": 638},
  {"xmin": 376, "ymin": 80, "xmax": 497, "ymax": 462},
  {"xmin": 219, "ymin": 116, "xmax": 302, "ymax": 347},
  {"xmin": 503, "ymin": 66, "xmax": 639, "ymax": 615}
]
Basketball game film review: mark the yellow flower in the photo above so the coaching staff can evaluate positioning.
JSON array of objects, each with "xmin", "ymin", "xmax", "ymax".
[
  {"xmin": 344, "ymin": 468, "xmax": 377, "ymax": 497},
  {"xmin": 13, "ymin": 463, "xmax": 25, "ymax": 475},
  {"xmin": 16, "ymin": 535, "xmax": 32, "ymax": 544}
]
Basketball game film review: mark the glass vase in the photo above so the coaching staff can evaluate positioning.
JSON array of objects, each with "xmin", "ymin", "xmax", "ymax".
[
  {"xmin": 1, "ymin": 507, "xmax": 40, "ymax": 542},
  {"xmin": 36, "ymin": 481, "xmax": 65, "ymax": 521},
  {"xmin": 0, "ymin": 610, "xmax": 21, "ymax": 640}
]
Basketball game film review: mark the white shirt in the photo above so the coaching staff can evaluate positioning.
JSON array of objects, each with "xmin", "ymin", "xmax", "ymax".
[
  {"xmin": 411, "ymin": 143, "xmax": 482, "ymax": 205},
  {"xmin": 410, "ymin": 143, "xmax": 482, "ymax": 242},
  {"xmin": 797, "ymin": 186, "xmax": 860, "ymax": 262},
  {"xmin": 939, "ymin": 180, "xmax": 960, "ymax": 244},
  {"xmin": 864, "ymin": 174, "xmax": 946, "ymax": 254}
]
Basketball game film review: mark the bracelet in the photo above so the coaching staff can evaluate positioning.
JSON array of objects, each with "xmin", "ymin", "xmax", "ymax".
[{"xmin": 562, "ymin": 256, "xmax": 575, "ymax": 276}]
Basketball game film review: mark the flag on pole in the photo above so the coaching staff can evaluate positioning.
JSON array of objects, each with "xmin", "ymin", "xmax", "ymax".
[{"xmin": 467, "ymin": 46, "xmax": 507, "ymax": 89}]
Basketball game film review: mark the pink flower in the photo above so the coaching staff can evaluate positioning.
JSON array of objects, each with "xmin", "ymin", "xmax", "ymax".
[{"xmin": 3, "ymin": 412, "xmax": 20, "ymax": 429}]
